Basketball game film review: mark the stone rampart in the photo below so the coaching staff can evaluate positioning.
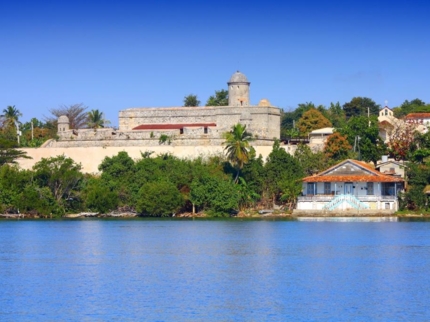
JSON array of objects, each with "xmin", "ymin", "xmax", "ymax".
[
  {"xmin": 18, "ymin": 145, "xmax": 276, "ymax": 173},
  {"xmin": 118, "ymin": 105, "xmax": 280, "ymax": 141}
]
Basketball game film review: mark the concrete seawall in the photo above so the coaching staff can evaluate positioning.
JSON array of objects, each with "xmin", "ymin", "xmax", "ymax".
[{"xmin": 18, "ymin": 145, "xmax": 275, "ymax": 173}]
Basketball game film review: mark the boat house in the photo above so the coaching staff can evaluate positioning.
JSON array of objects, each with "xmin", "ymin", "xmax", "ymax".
[{"xmin": 295, "ymin": 159, "xmax": 404, "ymax": 214}]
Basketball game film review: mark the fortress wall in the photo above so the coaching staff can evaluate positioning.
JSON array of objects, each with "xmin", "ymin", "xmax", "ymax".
[
  {"xmin": 119, "ymin": 106, "xmax": 218, "ymax": 130},
  {"xmin": 54, "ymin": 106, "xmax": 280, "ymax": 148},
  {"xmin": 18, "ymin": 145, "xmax": 276, "ymax": 174},
  {"xmin": 246, "ymin": 107, "xmax": 281, "ymax": 139},
  {"xmin": 118, "ymin": 106, "xmax": 281, "ymax": 138}
]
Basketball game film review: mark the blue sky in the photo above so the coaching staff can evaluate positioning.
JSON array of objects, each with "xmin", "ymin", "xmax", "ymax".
[{"xmin": 1, "ymin": 0, "xmax": 429, "ymax": 126}]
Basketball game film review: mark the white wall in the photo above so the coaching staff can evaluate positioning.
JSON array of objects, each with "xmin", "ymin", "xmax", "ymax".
[{"xmin": 18, "ymin": 145, "xmax": 276, "ymax": 173}]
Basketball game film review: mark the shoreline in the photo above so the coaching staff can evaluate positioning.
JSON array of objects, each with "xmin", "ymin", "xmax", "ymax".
[{"xmin": 1, "ymin": 212, "xmax": 430, "ymax": 220}]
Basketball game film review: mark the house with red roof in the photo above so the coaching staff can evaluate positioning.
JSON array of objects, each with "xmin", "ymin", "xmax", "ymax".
[
  {"xmin": 404, "ymin": 113, "xmax": 430, "ymax": 132},
  {"xmin": 295, "ymin": 159, "xmax": 404, "ymax": 213}
]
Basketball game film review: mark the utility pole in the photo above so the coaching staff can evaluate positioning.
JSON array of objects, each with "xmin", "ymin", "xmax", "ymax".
[
  {"xmin": 354, "ymin": 136, "xmax": 361, "ymax": 160},
  {"xmin": 14, "ymin": 120, "xmax": 21, "ymax": 145},
  {"xmin": 368, "ymin": 107, "xmax": 370, "ymax": 127}
]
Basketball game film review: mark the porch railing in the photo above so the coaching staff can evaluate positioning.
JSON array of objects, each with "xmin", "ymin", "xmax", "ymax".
[
  {"xmin": 322, "ymin": 194, "xmax": 369, "ymax": 211},
  {"xmin": 298, "ymin": 195, "xmax": 397, "ymax": 202}
]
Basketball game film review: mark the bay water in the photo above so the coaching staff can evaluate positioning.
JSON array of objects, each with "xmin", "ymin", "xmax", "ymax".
[{"xmin": 1, "ymin": 219, "xmax": 429, "ymax": 321}]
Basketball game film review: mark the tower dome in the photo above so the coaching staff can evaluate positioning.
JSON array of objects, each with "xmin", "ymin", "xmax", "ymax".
[
  {"xmin": 229, "ymin": 71, "xmax": 249, "ymax": 83},
  {"xmin": 227, "ymin": 71, "xmax": 251, "ymax": 107},
  {"xmin": 258, "ymin": 99, "xmax": 271, "ymax": 107},
  {"xmin": 58, "ymin": 115, "xmax": 70, "ymax": 132}
]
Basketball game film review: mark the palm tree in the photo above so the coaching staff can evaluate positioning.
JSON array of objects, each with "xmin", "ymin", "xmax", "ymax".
[
  {"xmin": 1, "ymin": 105, "xmax": 22, "ymax": 128},
  {"xmin": 222, "ymin": 123, "xmax": 254, "ymax": 182},
  {"xmin": 87, "ymin": 109, "xmax": 109, "ymax": 129}
]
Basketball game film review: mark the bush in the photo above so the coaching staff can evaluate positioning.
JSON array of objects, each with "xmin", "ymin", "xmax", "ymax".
[
  {"xmin": 17, "ymin": 185, "xmax": 59, "ymax": 217},
  {"xmin": 190, "ymin": 176, "xmax": 239, "ymax": 216},
  {"xmin": 136, "ymin": 181, "xmax": 184, "ymax": 216},
  {"xmin": 85, "ymin": 179, "xmax": 119, "ymax": 214}
]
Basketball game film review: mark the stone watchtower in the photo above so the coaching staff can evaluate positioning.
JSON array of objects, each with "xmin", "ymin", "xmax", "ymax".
[
  {"xmin": 228, "ymin": 71, "xmax": 250, "ymax": 107},
  {"xmin": 57, "ymin": 115, "xmax": 70, "ymax": 133}
]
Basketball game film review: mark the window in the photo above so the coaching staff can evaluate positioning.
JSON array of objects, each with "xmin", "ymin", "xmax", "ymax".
[
  {"xmin": 324, "ymin": 182, "xmax": 331, "ymax": 194},
  {"xmin": 180, "ymin": 128, "xmax": 184, "ymax": 135},
  {"xmin": 204, "ymin": 127, "xmax": 208, "ymax": 134},
  {"xmin": 307, "ymin": 183, "xmax": 317, "ymax": 195},
  {"xmin": 367, "ymin": 182, "xmax": 374, "ymax": 195},
  {"xmin": 381, "ymin": 183, "xmax": 395, "ymax": 196}
]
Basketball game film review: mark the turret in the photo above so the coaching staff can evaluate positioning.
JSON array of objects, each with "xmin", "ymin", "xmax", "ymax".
[
  {"xmin": 58, "ymin": 115, "xmax": 70, "ymax": 132},
  {"xmin": 228, "ymin": 71, "xmax": 250, "ymax": 107}
]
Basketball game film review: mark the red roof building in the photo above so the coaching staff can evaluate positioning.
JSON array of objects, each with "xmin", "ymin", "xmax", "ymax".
[{"xmin": 296, "ymin": 159, "xmax": 404, "ymax": 213}]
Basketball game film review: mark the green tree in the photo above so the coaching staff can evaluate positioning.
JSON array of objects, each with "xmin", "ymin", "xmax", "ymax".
[
  {"xmin": 338, "ymin": 116, "xmax": 386, "ymax": 165},
  {"xmin": 284, "ymin": 127, "xmax": 300, "ymax": 139},
  {"xmin": 236, "ymin": 177, "xmax": 260, "ymax": 211},
  {"xmin": 222, "ymin": 123, "xmax": 254, "ymax": 182},
  {"xmin": 281, "ymin": 102, "xmax": 315, "ymax": 130},
  {"xmin": 46, "ymin": 103, "xmax": 88, "ymax": 129},
  {"xmin": 412, "ymin": 131, "xmax": 430, "ymax": 163},
  {"xmin": 297, "ymin": 108, "xmax": 332, "ymax": 135},
  {"xmin": 84, "ymin": 177, "xmax": 119, "ymax": 213},
  {"xmin": 327, "ymin": 102, "xmax": 346, "ymax": 128},
  {"xmin": 136, "ymin": 180, "xmax": 184, "ymax": 216},
  {"xmin": 32, "ymin": 155, "xmax": 83, "ymax": 214},
  {"xmin": 206, "ymin": 89, "xmax": 228, "ymax": 106},
  {"xmin": 190, "ymin": 175, "xmax": 239, "ymax": 216},
  {"xmin": 0, "ymin": 165, "xmax": 32, "ymax": 213},
  {"xmin": 87, "ymin": 109, "xmax": 109, "ymax": 129},
  {"xmin": 400, "ymin": 163, "xmax": 430, "ymax": 210},
  {"xmin": 0, "ymin": 138, "xmax": 31, "ymax": 166},
  {"xmin": 241, "ymin": 149, "xmax": 265, "ymax": 196},
  {"xmin": 342, "ymin": 97, "xmax": 380, "ymax": 119},
  {"xmin": 264, "ymin": 140, "xmax": 304, "ymax": 207},
  {"xmin": 17, "ymin": 185, "xmax": 58, "ymax": 217},
  {"xmin": 183, "ymin": 94, "xmax": 200, "ymax": 107},
  {"xmin": 99, "ymin": 151, "xmax": 136, "ymax": 207},
  {"xmin": 294, "ymin": 143, "xmax": 328, "ymax": 175},
  {"xmin": 393, "ymin": 99, "xmax": 427, "ymax": 118},
  {"xmin": 19, "ymin": 118, "xmax": 54, "ymax": 147}
]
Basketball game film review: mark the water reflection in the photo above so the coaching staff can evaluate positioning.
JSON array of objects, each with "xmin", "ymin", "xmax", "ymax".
[{"xmin": 1, "ymin": 220, "xmax": 430, "ymax": 321}]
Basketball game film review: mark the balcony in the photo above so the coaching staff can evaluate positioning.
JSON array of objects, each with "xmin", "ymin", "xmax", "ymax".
[{"xmin": 298, "ymin": 195, "xmax": 398, "ymax": 202}]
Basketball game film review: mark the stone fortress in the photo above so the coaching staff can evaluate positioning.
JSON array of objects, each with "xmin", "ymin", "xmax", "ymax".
[
  {"xmin": 49, "ymin": 71, "xmax": 280, "ymax": 148},
  {"xmin": 20, "ymin": 72, "xmax": 281, "ymax": 172}
]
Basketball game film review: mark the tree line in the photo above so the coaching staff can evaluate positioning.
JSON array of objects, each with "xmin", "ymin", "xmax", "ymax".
[
  {"xmin": 0, "ymin": 128, "xmax": 305, "ymax": 217},
  {"xmin": 0, "ymin": 104, "xmax": 110, "ymax": 148},
  {"xmin": 2, "ymin": 95, "xmax": 430, "ymax": 214}
]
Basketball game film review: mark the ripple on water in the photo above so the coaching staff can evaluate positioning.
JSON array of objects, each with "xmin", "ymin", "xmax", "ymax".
[{"xmin": 1, "ymin": 220, "xmax": 430, "ymax": 321}]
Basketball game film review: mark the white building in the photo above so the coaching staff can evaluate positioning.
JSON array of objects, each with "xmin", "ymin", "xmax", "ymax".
[{"xmin": 295, "ymin": 159, "xmax": 404, "ymax": 214}]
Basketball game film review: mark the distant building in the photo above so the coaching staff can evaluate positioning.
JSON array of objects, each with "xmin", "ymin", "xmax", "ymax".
[
  {"xmin": 295, "ymin": 159, "xmax": 404, "ymax": 214},
  {"xmin": 375, "ymin": 155, "xmax": 407, "ymax": 178},
  {"xmin": 404, "ymin": 113, "xmax": 430, "ymax": 132},
  {"xmin": 308, "ymin": 127, "xmax": 334, "ymax": 150},
  {"xmin": 48, "ymin": 71, "xmax": 281, "ymax": 148}
]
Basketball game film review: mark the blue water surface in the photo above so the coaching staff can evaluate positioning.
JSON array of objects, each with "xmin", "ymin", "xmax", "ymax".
[{"xmin": 0, "ymin": 219, "xmax": 429, "ymax": 321}]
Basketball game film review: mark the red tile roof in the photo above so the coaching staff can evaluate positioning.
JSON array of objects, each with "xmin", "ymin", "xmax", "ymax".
[
  {"xmin": 132, "ymin": 123, "xmax": 216, "ymax": 130},
  {"xmin": 379, "ymin": 120, "xmax": 393, "ymax": 127},
  {"xmin": 302, "ymin": 159, "xmax": 404, "ymax": 183},
  {"xmin": 404, "ymin": 113, "xmax": 430, "ymax": 120}
]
